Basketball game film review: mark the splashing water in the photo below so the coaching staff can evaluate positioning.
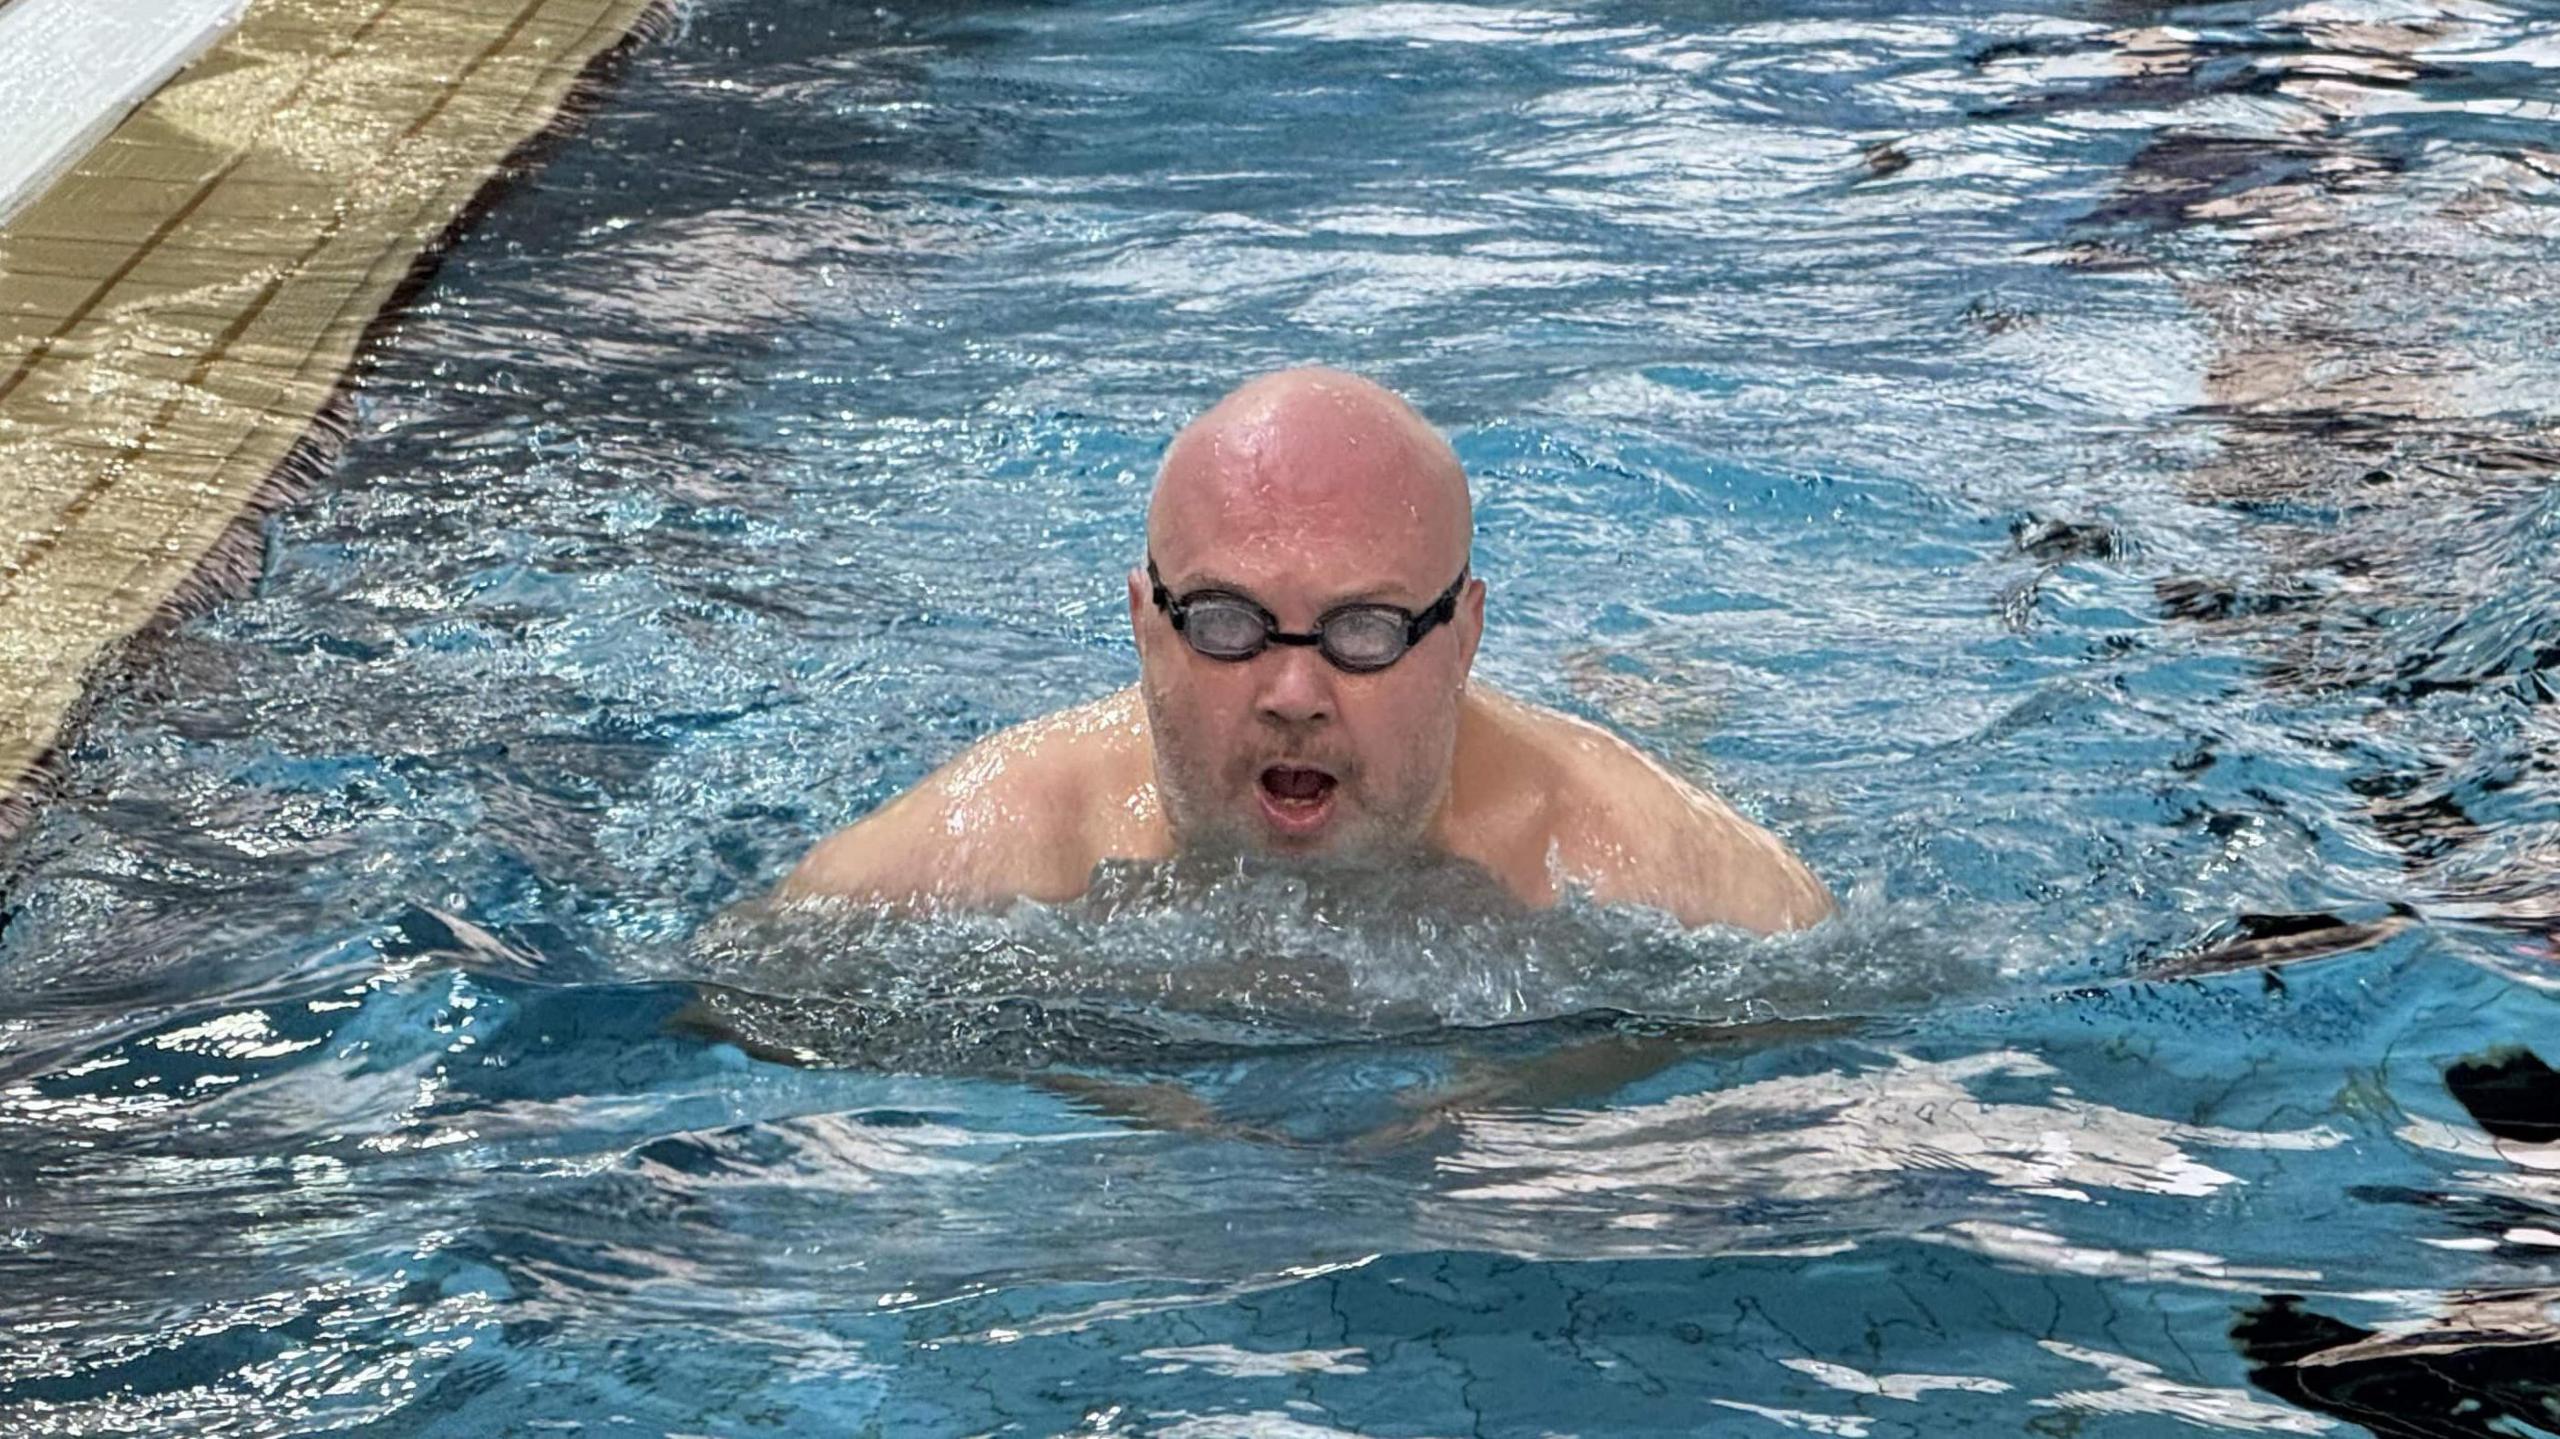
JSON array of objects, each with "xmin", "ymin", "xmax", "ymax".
[{"xmin": 675, "ymin": 860, "xmax": 1975, "ymax": 1067}]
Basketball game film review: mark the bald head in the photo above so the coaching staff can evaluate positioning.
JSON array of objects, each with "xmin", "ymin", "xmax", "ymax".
[
  {"xmin": 1129, "ymin": 368, "xmax": 1485, "ymax": 858},
  {"xmin": 1146, "ymin": 368, "xmax": 1472, "ymax": 585}
]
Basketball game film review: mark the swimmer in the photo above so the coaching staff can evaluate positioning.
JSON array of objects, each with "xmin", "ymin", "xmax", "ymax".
[{"xmin": 781, "ymin": 367, "xmax": 1833, "ymax": 932}]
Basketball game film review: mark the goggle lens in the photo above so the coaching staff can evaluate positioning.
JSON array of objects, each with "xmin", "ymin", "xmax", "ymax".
[
  {"xmin": 1183, "ymin": 600, "xmax": 1274, "ymax": 659},
  {"xmin": 1316, "ymin": 610, "xmax": 1409, "ymax": 670}
]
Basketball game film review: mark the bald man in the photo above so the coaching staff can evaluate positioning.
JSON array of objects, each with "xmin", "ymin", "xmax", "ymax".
[{"xmin": 782, "ymin": 368, "xmax": 1832, "ymax": 932}]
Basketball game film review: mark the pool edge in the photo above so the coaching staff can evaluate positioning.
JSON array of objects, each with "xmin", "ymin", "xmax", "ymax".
[{"xmin": 0, "ymin": 0, "xmax": 676, "ymax": 853}]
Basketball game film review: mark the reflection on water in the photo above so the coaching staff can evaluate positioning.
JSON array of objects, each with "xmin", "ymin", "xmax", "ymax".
[
  {"xmin": 2231, "ymin": 1046, "xmax": 2560, "ymax": 1436},
  {"xmin": 2241, "ymin": 1289, "xmax": 2560, "ymax": 1439},
  {"xmin": 1, "ymin": 0, "xmax": 2557, "ymax": 1431},
  {"xmin": 1439, "ymin": 1049, "xmax": 2341, "ymax": 1211},
  {"xmin": 2038, "ymin": 3, "xmax": 2560, "ymax": 959}
]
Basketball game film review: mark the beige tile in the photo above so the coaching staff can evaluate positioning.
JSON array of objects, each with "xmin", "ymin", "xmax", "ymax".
[{"xmin": 0, "ymin": 231, "xmax": 165, "ymax": 282}]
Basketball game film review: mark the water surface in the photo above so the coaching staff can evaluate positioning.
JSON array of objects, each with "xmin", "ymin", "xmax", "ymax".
[{"xmin": 5, "ymin": 0, "xmax": 2560, "ymax": 1433}]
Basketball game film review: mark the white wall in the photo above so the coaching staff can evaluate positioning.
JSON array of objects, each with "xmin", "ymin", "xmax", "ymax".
[{"xmin": 0, "ymin": 0, "xmax": 249, "ymax": 224}]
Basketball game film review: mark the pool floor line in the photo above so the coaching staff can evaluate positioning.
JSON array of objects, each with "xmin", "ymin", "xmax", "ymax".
[{"xmin": 0, "ymin": 0, "xmax": 670, "ymax": 847}]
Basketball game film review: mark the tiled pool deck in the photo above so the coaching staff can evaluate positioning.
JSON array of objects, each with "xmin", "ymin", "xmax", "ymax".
[{"xmin": 0, "ymin": 0, "xmax": 659, "ymax": 835}]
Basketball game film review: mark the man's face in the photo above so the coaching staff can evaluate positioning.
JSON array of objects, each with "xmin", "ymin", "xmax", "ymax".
[{"xmin": 1129, "ymin": 381, "xmax": 1482, "ymax": 860}]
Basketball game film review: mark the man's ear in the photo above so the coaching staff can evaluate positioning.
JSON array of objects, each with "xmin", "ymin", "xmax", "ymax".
[
  {"xmin": 1457, "ymin": 575, "xmax": 1486, "ymax": 673},
  {"xmin": 1127, "ymin": 566, "xmax": 1150, "ymax": 650}
]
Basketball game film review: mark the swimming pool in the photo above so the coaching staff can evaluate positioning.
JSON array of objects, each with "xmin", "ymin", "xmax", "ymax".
[{"xmin": 5, "ymin": 0, "xmax": 2558, "ymax": 1432}]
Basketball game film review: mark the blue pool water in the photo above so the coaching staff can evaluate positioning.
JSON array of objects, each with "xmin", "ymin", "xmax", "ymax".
[{"xmin": 7, "ymin": 0, "xmax": 2560, "ymax": 1432}]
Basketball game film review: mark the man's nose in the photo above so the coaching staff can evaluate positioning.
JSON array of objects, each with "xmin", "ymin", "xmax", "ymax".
[{"xmin": 1254, "ymin": 643, "xmax": 1336, "ymax": 728}]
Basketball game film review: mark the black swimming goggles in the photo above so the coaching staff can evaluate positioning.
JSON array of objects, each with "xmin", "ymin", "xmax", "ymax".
[{"xmin": 1147, "ymin": 557, "xmax": 1469, "ymax": 674}]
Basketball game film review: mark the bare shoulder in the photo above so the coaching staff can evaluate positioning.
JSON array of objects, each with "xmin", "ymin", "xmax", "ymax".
[
  {"xmin": 1486, "ymin": 689, "xmax": 1833, "ymax": 933},
  {"xmin": 779, "ymin": 688, "xmax": 1158, "ymax": 907}
]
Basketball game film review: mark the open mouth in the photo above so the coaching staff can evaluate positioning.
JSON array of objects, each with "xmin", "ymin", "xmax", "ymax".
[{"xmin": 1257, "ymin": 764, "xmax": 1339, "ymax": 834}]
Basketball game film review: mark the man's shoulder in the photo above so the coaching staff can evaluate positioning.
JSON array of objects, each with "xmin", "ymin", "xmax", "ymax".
[
  {"xmin": 935, "ymin": 688, "xmax": 1151, "ymax": 819},
  {"xmin": 1465, "ymin": 686, "xmax": 1681, "ymax": 812},
  {"xmin": 1464, "ymin": 687, "xmax": 1832, "ymax": 932},
  {"xmin": 1478, "ymin": 691, "xmax": 1698, "ymax": 841},
  {"xmin": 781, "ymin": 688, "xmax": 1157, "ymax": 906}
]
